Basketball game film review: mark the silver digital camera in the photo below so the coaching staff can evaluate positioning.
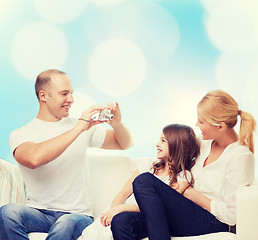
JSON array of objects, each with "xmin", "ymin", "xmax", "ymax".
[{"xmin": 91, "ymin": 109, "xmax": 114, "ymax": 121}]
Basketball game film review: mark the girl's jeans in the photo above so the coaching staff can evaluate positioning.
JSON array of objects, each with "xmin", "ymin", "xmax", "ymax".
[{"xmin": 111, "ymin": 172, "xmax": 229, "ymax": 240}]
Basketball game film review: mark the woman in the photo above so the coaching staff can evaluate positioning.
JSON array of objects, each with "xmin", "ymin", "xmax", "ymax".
[
  {"xmin": 81, "ymin": 124, "xmax": 200, "ymax": 240},
  {"xmin": 111, "ymin": 89, "xmax": 256, "ymax": 240}
]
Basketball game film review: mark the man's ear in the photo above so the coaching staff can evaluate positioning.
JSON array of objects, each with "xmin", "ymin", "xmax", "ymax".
[
  {"xmin": 38, "ymin": 90, "xmax": 47, "ymax": 102},
  {"xmin": 218, "ymin": 122, "xmax": 227, "ymax": 132}
]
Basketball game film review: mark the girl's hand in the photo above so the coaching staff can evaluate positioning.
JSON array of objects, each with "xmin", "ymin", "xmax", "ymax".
[{"xmin": 100, "ymin": 205, "xmax": 123, "ymax": 226}]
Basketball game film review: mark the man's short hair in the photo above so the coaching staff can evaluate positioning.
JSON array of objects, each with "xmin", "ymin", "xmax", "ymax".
[{"xmin": 35, "ymin": 69, "xmax": 66, "ymax": 100}]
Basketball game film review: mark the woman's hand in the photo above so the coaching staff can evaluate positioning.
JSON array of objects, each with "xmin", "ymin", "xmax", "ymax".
[
  {"xmin": 183, "ymin": 187, "xmax": 195, "ymax": 200},
  {"xmin": 184, "ymin": 187, "xmax": 211, "ymax": 212},
  {"xmin": 100, "ymin": 205, "xmax": 124, "ymax": 227}
]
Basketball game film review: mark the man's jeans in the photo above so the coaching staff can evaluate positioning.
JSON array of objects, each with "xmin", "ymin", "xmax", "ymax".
[
  {"xmin": 0, "ymin": 203, "xmax": 93, "ymax": 240},
  {"xmin": 111, "ymin": 172, "xmax": 229, "ymax": 240}
]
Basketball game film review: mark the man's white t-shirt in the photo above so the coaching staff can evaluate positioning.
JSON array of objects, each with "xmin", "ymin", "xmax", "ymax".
[{"xmin": 9, "ymin": 117, "xmax": 107, "ymax": 217}]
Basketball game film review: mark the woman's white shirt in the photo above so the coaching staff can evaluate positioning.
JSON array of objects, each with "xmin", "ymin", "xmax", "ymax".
[{"xmin": 191, "ymin": 137, "xmax": 254, "ymax": 225}]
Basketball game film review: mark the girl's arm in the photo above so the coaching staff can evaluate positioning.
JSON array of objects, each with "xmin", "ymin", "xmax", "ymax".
[
  {"xmin": 101, "ymin": 204, "xmax": 140, "ymax": 227},
  {"xmin": 110, "ymin": 169, "xmax": 140, "ymax": 207},
  {"xmin": 100, "ymin": 169, "xmax": 140, "ymax": 226}
]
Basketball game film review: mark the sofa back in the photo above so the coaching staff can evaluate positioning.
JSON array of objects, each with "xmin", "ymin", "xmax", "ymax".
[
  {"xmin": 87, "ymin": 149, "xmax": 137, "ymax": 217},
  {"xmin": 0, "ymin": 150, "xmax": 137, "ymax": 219}
]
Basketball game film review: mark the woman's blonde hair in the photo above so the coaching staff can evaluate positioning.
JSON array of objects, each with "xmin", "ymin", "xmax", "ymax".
[{"xmin": 197, "ymin": 89, "xmax": 256, "ymax": 153}]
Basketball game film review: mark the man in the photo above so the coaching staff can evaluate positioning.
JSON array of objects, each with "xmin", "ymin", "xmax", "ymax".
[{"xmin": 0, "ymin": 69, "xmax": 133, "ymax": 240}]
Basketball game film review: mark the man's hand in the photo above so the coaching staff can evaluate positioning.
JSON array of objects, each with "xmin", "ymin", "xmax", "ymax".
[
  {"xmin": 77, "ymin": 105, "xmax": 105, "ymax": 131},
  {"xmin": 105, "ymin": 102, "xmax": 121, "ymax": 127}
]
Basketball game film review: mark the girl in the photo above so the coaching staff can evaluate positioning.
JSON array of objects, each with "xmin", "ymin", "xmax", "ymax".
[
  {"xmin": 111, "ymin": 89, "xmax": 256, "ymax": 240},
  {"xmin": 81, "ymin": 124, "xmax": 200, "ymax": 240}
]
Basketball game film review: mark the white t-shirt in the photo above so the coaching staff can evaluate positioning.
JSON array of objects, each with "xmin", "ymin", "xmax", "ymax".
[
  {"xmin": 9, "ymin": 117, "xmax": 106, "ymax": 216},
  {"xmin": 191, "ymin": 137, "xmax": 254, "ymax": 225}
]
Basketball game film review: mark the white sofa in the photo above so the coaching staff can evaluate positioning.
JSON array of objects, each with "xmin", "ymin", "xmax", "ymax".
[{"xmin": 1, "ymin": 149, "xmax": 258, "ymax": 240}]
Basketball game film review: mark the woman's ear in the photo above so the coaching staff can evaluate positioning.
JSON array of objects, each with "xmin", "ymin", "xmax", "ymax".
[{"xmin": 218, "ymin": 122, "xmax": 227, "ymax": 132}]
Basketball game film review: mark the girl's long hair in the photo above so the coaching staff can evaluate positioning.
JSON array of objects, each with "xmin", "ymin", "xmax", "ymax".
[{"xmin": 152, "ymin": 124, "xmax": 200, "ymax": 188}]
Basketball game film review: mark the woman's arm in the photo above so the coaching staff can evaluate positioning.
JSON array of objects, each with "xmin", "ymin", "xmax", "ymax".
[
  {"xmin": 183, "ymin": 187, "xmax": 211, "ymax": 212},
  {"xmin": 175, "ymin": 181, "xmax": 190, "ymax": 194}
]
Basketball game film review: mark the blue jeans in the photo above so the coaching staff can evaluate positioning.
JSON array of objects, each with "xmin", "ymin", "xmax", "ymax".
[
  {"xmin": 111, "ymin": 172, "xmax": 229, "ymax": 240},
  {"xmin": 0, "ymin": 203, "xmax": 93, "ymax": 240}
]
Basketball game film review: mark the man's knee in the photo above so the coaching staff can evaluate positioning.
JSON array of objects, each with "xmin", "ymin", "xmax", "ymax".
[
  {"xmin": 48, "ymin": 213, "xmax": 93, "ymax": 240},
  {"xmin": 0, "ymin": 203, "xmax": 24, "ymax": 222}
]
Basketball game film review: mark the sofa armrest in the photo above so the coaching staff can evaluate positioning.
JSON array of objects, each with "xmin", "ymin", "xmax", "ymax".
[
  {"xmin": 236, "ymin": 183, "xmax": 258, "ymax": 240},
  {"xmin": 0, "ymin": 159, "xmax": 26, "ymax": 207}
]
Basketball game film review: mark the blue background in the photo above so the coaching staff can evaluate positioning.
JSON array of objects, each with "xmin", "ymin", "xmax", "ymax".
[{"xmin": 1, "ymin": 0, "xmax": 257, "ymax": 177}]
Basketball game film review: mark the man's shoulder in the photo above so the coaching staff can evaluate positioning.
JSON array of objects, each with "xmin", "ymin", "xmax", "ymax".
[{"xmin": 11, "ymin": 118, "xmax": 37, "ymax": 135}]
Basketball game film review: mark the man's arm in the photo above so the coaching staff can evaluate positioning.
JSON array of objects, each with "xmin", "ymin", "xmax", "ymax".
[
  {"xmin": 14, "ymin": 105, "xmax": 104, "ymax": 169},
  {"xmin": 101, "ymin": 102, "xmax": 134, "ymax": 150}
]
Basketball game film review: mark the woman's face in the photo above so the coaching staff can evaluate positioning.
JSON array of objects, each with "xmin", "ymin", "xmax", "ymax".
[
  {"xmin": 156, "ymin": 132, "xmax": 169, "ymax": 161},
  {"xmin": 196, "ymin": 114, "xmax": 219, "ymax": 140}
]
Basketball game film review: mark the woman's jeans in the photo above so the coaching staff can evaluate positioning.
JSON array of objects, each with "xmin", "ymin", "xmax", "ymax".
[
  {"xmin": 0, "ymin": 203, "xmax": 93, "ymax": 240},
  {"xmin": 111, "ymin": 172, "xmax": 229, "ymax": 240}
]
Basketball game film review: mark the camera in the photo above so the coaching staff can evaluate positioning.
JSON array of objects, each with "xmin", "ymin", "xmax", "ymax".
[{"xmin": 91, "ymin": 109, "xmax": 114, "ymax": 121}]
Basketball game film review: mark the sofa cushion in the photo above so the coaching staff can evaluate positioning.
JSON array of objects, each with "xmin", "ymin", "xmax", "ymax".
[
  {"xmin": 28, "ymin": 233, "xmax": 48, "ymax": 240},
  {"xmin": 0, "ymin": 159, "xmax": 26, "ymax": 207},
  {"xmin": 171, "ymin": 232, "xmax": 236, "ymax": 240},
  {"xmin": 28, "ymin": 231, "xmax": 236, "ymax": 240},
  {"xmin": 87, "ymin": 149, "xmax": 137, "ymax": 218}
]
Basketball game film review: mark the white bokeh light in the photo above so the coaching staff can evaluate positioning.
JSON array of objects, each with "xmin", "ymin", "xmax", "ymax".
[
  {"xmin": 69, "ymin": 91, "xmax": 96, "ymax": 118},
  {"xmin": 199, "ymin": 0, "xmax": 224, "ymax": 12},
  {"xmin": 89, "ymin": 38, "xmax": 147, "ymax": 97},
  {"xmin": 33, "ymin": 0, "xmax": 89, "ymax": 23},
  {"xmin": 205, "ymin": 0, "xmax": 258, "ymax": 53},
  {"xmin": 0, "ymin": 0, "xmax": 15, "ymax": 26},
  {"xmin": 132, "ymin": 3, "xmax": 180, "ymax": 63},
  {"xmin": 90, "ymin": 0, "xmax": 124, "ymax": 6},
  {"xmin": 245, "ymin": 60, "xmax": 258, "ymax": 103},
  {"xmin": 157, "ymin": 87, "xmax": 208, "ymax": 135},
  {"xmin": 215, "ymin": 53, "xmax": 256, "ymax": 98},
  {"xmin": 84, "ymin": 2, "xmax": 179, "ymax": 64},
  {"xmin": 11, "ymin": 22, "xmax": 68, "ymax": 80}
]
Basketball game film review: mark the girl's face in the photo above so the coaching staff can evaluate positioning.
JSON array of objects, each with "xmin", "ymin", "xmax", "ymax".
[
  {"xmin": 156, "ymin": 132, "xmax": 169, "ymax": 161},
  {"xmin": 196, "ymin": 114, "xmax": 220, "ymax": 140}
]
